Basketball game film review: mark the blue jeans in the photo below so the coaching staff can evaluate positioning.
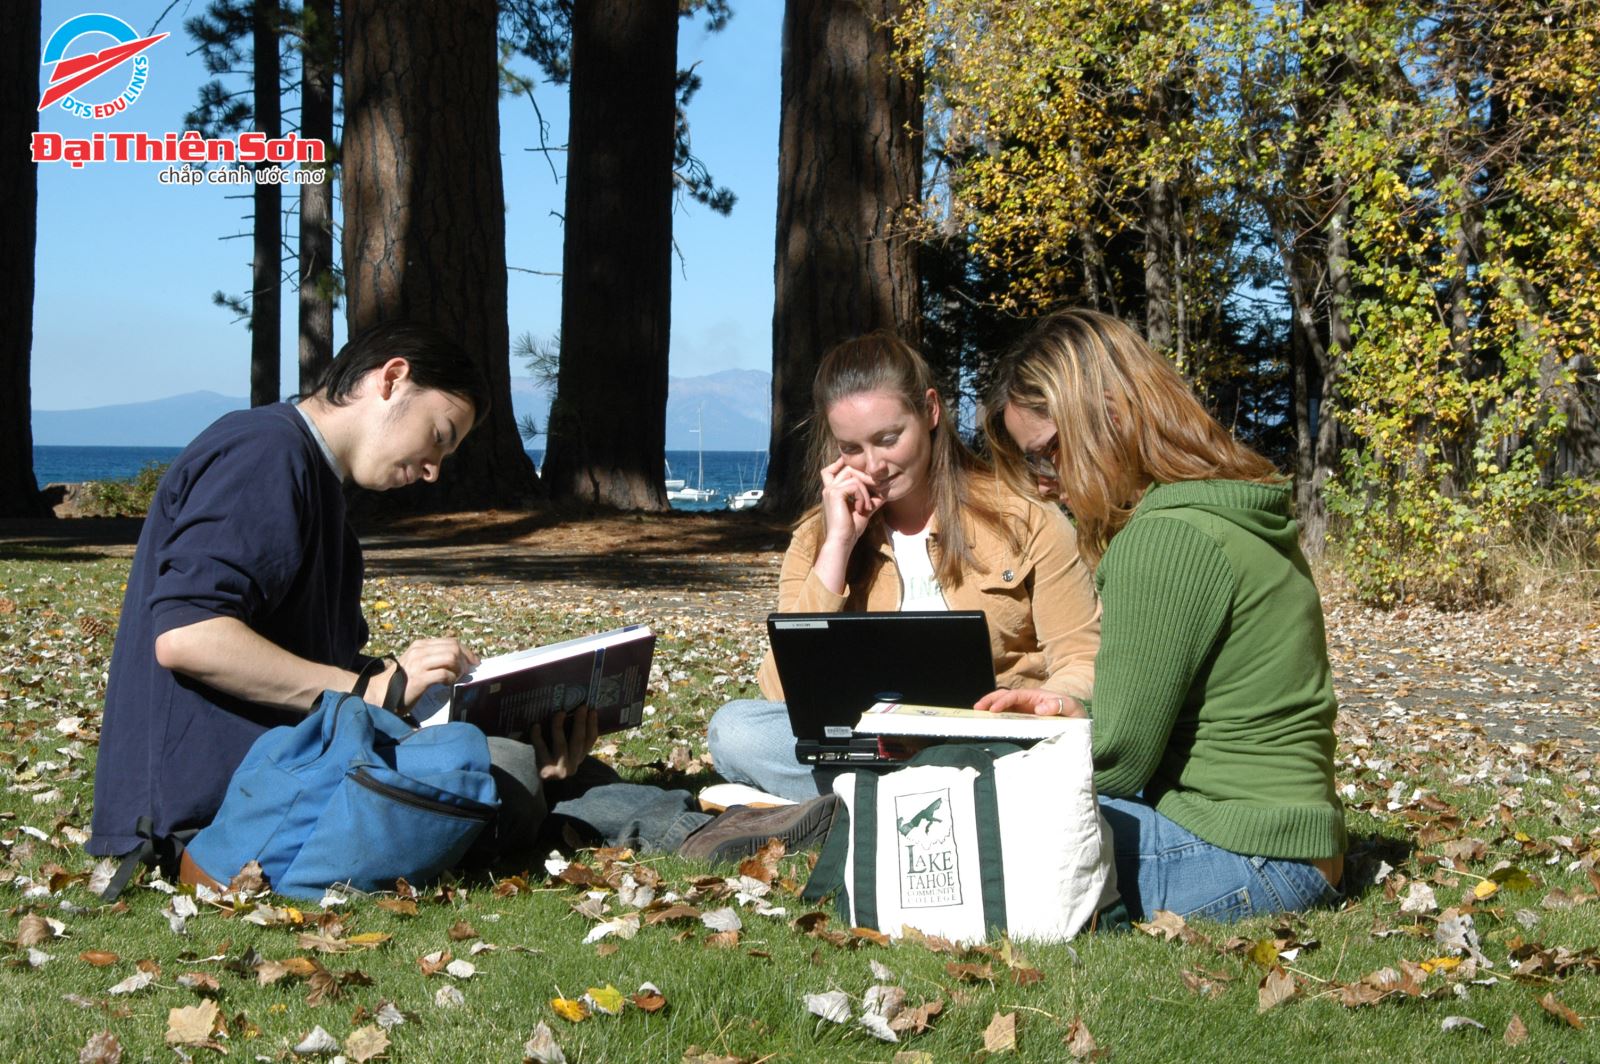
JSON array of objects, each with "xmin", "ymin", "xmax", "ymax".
[
  {"xmin": 487, "ymin": 740, "xmax": 710, "ymax": 856},
  {"xmin": 707, "ymin": 699, "xmax": 844, "ymax": 803},
  {"xmin": 1099, "ymin": 795, "xmax": 1340, "ymax": 923}
]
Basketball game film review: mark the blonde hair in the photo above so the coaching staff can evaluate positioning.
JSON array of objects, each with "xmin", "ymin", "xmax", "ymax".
[
  {"xmin": 803, "ymin": 331, "xmax": 1011, "ymax": 589},
  {"xmin": 985, "ymin": 309, "xmax": 1280, "ymax": 564}
]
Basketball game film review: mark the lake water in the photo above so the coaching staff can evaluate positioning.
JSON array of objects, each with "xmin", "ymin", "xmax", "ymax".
[{"xmin": 34, "ymin": 446, "xmax": 769, "ymax": 512}]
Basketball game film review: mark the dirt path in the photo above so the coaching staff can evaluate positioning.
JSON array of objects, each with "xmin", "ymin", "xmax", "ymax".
[{"xmin": 6, "ymin": 510, "xmax": 1598, "ymax": 755}]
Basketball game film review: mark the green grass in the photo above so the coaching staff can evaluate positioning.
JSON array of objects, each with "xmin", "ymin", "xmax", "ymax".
[{"xmin": 1, "ymin": 549, "xmax": 1596, "ymax": 1062}]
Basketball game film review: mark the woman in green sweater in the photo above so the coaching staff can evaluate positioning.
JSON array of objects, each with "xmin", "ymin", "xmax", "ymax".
[{"xmin": 982, "ymin": 309, "xmax": 1345, "ymax": 922}]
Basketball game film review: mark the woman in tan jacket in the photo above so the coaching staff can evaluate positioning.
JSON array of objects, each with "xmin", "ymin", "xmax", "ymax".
[{"xmin": 707, "ymin": 331, "xmax": 1101, "ymax": 801}]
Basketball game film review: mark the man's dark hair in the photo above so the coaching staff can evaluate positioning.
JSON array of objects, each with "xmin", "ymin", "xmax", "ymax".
[{"xmin": 311, "ymin": 321, "xmax": 492, "ymax": 425}]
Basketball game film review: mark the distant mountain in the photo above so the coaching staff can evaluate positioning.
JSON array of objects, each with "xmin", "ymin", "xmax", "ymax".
[
  {"xmin": 34, "ymin": 371, "xmax": 774, "ymax": 450},
  {"xmin": 509, "ymin": 368, "xmax": 771, "ymax": 451},
  {"xmin": 32, "ymin": 391, "xmax": 248, "ymax": 446}
]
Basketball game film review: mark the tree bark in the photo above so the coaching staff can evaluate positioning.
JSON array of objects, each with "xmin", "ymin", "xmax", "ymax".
[
  {"xmin": 538, "ymin": 0, "xmax": 677, "ymax": 509},
  {"xmin": 761, "ymin": 0, "xmax": 922, "ymax": 519},
  {"xmin": 251, "ymin": 0, "xmax": 282, "ymax": 407},
  {"xmin": 0, "ymin": 0, "xmax": 47, "ymax": 517},
  {"xmin": 297, "ymin": 0, "xmax": 336, "ymax": 394},
  {"xmin": 342, "ymin": 0, "xmax": 538, "ymax": 509}
]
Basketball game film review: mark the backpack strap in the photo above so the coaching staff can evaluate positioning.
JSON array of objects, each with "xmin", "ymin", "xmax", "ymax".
[
  {"xmin": 352, "ymin": 655, "xmax": 418, "ymax": 726},
  {"xmin": 98, "ymin": 816, "xmax": 198, "ymax": 902}
]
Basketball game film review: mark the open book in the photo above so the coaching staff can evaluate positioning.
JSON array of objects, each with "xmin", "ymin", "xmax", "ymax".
[
  {"xmin": 853, "ymin": 701, "xmax": 1076, "ymax": 742},
  {"xmin": 415, "ymin": 625, "xmax": 655, "ymax": 741}
]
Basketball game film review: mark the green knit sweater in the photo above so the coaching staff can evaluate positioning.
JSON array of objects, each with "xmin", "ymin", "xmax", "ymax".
[{"xmin": 1087, "ymin": 480, "xmax": 1346, "ymax": 860}]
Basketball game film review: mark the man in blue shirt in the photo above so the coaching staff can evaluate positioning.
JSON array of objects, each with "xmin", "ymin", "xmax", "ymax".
[{"xmin": 87, "ymin": 322, "xmax": 525, "ymax": 858}]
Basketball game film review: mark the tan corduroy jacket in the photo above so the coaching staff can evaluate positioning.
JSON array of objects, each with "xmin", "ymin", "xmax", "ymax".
[{"xmin": 757, "ymin": 479, "xmax": 1101, "ymax": 702}]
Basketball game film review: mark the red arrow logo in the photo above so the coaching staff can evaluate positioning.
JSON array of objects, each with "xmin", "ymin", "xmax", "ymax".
[{"xmin": 38, "ymin": 33, "xmax": 169, "ymax": 111}]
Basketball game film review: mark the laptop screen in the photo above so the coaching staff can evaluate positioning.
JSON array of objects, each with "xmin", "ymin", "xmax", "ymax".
[{"xmin": 767, "ymin": 611, "xmax": 996, "ymax": 741}]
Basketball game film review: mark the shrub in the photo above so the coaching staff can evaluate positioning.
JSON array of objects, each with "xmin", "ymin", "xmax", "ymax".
[{"xmin": 80, "ymin": 461, "xmax": 168, "ymax": 518}]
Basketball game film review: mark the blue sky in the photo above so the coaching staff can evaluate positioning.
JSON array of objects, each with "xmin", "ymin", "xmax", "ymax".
[{"xmin": 32, "ymin": 1, "xmax": 782, "ymax": 411}]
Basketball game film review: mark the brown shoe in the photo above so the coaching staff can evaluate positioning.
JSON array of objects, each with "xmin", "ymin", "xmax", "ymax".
[{"xmin": 679, "ymin": 793, "xmax": 840, "ymax": 863}]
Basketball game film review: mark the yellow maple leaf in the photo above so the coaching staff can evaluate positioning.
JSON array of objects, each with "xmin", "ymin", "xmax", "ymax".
[
  {"xmin": 586, "ymin": 984, "xmax": 625, "ymax": 1015},
  {"xmin": 551, "ymin": 996, "xmax": 589, "ymax": 1023},
  {"xmin": 1473, "ymin": 879, "xmax": 1500, "ymax": 900}
]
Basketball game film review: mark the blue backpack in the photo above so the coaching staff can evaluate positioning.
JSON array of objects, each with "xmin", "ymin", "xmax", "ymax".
[{"xmin": 183, "ymin": 690, "xmax": 499, "ymax": 900}]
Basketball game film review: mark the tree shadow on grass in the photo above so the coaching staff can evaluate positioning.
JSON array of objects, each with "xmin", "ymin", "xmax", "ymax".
[
  {"xmin": 0, "ymin": 517, "xmax": 144, "ymax": 564},
  {"xmin": 359, "ymin": 509, "xmax": 791, "ymax": 593}
]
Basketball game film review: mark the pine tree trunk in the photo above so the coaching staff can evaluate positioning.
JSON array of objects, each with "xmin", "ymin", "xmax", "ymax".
[
  {"xmin": 0, "ymin": 0, "xmax": 47, "ymax": 517},
  {"xmin": 538, "ymin": 0, "xmax": 677, "ymax": 510},
  {"xmin": 251, "ymin": 0, "xmax": 282, "ymax": 407},
  {"xmin": 297, "ymin": 0, "xmax": 336, "ymax": 394},
  {"xmin": 342, "ymin": 0, "xmax": 538, "ymax": 510},
  {"xmin": 761, "ymin": 0, "xmax": 922, "ymax": 520}
]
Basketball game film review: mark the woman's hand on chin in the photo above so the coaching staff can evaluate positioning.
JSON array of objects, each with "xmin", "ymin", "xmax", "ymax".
[{"xmin": 974, "ymin": 687, "xmax": 1086, "ymax": 717}]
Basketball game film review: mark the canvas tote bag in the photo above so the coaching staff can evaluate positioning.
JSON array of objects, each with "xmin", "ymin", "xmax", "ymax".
[{"xmin": 803, "ymin": 721, "xmax": 1118, "ymax": 943}]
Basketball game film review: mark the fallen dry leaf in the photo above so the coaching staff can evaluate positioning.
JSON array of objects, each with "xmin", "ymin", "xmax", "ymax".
[
  {"xmin": 983, "ymin": 1011, "xmax": 1018, "ymax": 1053},
  {"xmin": 418, "ymin": 949, "xmax": 452, "ymax": 976},
  {"xmin": 1135, "ymin": 910, "xmax": 1190, "ymax": 941},
  {"xmin": 79, "ymin": 950, "xmax": 119, "ymax": 967},
  {"xmin": 1064, "ymin": 1016, "xmax": 1100, "ymax": 1060},
  {"xmin": 164, "ymin": 999, "xmax": 221, "ymax": 1047},
  {"xmin": 176, "ymin": 971, "xmax": 220, "ymax": 995},
  {"xmin": 523, "ymin": 1021, "xmax": 567, "ymax": 1064},
  {"xmin": 946, "ymin": 962, "xmax": 995, "ymax": 983},
  {"xmin": 227, "ymin": 861, "xmax": 266, "ymax": 894},
  {"xmin": 1539, "ymin": 992, "xmax": 1584, "ymax": 1029},
  {"xmin": 107, "ymin": 970, "xmax": 155, "ymax": 995},
  {"xmin": 16, "ymin": 914, "xmax": 52, "ymax": 948},
  {"xmin": 76, "ymin": 1030, "xmax": 121, "ymax": 1064},
  {"xmin": 850, "ymin": 926, "xmax": 891, "ymax": 947},
  {"xmin": 859, "ymin": 1011, "xmax": 899, "ymax": 1043},
  {"xmin": 1257, "ymin": 966, "xmax": 1300, "ymax": 1012},
  {"xmin": 344, "ymin": 1024, "xmax": 390, "ymax": 1062},
  {"xmin": 1504, "ymin": 1013, "xmax": 1529, "ymax": 1046},
  {"xmin": 631, "ymin": 985, "xmax": 668, "ymax": 1013},
  {"xmin": 805, "ymin": 989, "xmax": 851, "ymax": 1023},
  {"xmin": 1441, "ymin": 1015, "xmax": 1486, "ymax": 1033},
  {"xmin": 701, "ymin": 907, "xmax": 742, "ymax": 933},
  {"xmin": 374, "ymin": 898, "xmax": 418, "ymax": 917},
  {"xmin": 704, "ymin": 930, "xmax": 741, "ymax": 950},
  {"xmin": 447, "ymin": 920, "xmax": 479, "ymax": 941},
  {"xmin": 888, "ymin": 999, "xmax": 943, "ymax": 1036},
  {"xmin": 292, "ymin": 1025, "xmax": 339, "ymax": 1055},
  {"xmin": 648, "ymin": 900, "xmax": 703, "ymax": 924}
]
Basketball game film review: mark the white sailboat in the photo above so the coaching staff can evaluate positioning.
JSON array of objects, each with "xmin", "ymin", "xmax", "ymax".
[
  {"xmin": 667, "ymin": 406, "xmax": 718, "ymax": 502},
  {"xmin": 727, "ymin": 452, "xmax": 765, "ymax": 510},
  {"xmin": 663, "ymin": 458, "xmax": 685, "ymax": 493}
]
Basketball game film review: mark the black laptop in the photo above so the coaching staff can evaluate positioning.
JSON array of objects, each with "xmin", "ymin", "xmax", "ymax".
[{"xmin": 767, "ymin": 611, "xmax": 996, "ymax": 766}]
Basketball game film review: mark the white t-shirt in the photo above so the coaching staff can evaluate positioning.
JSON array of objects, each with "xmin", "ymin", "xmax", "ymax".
[{"xmin": 890, "ymin": 527, "xmax": 948, "ymax": 611}]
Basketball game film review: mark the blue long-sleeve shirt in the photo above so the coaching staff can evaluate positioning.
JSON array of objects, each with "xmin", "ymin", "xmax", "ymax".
[{"xmin": 88, "ymin": 403, "xmax": 368, "ymax": 856}]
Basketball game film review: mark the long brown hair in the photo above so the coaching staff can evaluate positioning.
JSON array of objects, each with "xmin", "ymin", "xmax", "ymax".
[
  {"xmin": 803, "ymin": 331, "xmax": 1012, "ymax": 589},
  {"xmin": 985, "ymin": 309, "xmax": 1280, "ymax": 564}
]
